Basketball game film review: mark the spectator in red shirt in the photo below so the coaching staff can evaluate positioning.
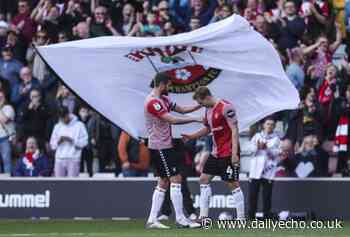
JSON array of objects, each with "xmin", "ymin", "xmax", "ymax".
[{"xmin": 11, "ymin": 0, "xmax": 36, "ymax": 43}]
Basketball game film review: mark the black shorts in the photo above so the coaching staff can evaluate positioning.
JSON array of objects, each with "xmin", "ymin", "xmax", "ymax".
[
  {"xmin": 150, "ymin": 148, "xmax": 180, "ymax": 178},
  {"xmin": 202, "ymin": 155, "xmax": 239, "ymax": 181}
]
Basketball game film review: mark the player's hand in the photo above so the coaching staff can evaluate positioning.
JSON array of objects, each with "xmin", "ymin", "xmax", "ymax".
[
  {"xmin": 181, "ymin": 133, "xmax": 193, "ymax": 142},
  {"xmin": 122, "ymin": 162, "xmax": 130, "ymax": 170}
]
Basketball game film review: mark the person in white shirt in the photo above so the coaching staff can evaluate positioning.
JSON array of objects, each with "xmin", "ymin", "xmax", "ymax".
[
  {"xmin": 50, "ymin": 106, "xmax": 88, "ymax": 177},
  {"xmin": 248, "ymin": 117, "xmax": 281, "ymax": 219},
  {"xmin": 0, "ymin": 89, "xmax": 15, "ymax": 174}
]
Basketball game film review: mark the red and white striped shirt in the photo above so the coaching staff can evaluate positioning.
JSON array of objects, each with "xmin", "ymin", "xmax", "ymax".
[
  {"xmin": 204, "ymin": 99, "xmax": 238, "ymax": 159},
  {"xmin": 144, "ymin": 93, "xmax": 175, "ymax": 150}
]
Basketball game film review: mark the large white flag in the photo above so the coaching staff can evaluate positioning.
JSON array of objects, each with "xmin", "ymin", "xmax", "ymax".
[{"xmin": 38, "ymin": 15, "xmax": 299, "ymax": 139}]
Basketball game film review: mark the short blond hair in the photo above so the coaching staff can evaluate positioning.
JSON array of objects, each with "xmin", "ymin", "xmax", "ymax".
[{"xmin": 193, "ymin": 86, "xmax": 211, "ymax": 100}]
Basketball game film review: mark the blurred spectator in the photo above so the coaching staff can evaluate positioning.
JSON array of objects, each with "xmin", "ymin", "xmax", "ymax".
[
  {"xmin": 11, "ymin": 0, "xmax": 36, "ymax": 43},
  {"xmin": 116, "ymin": 3, "xmax": 136, "ymax": 36},
  {"xmin": 286, "ymin": 47, "xmax": 305, "ymax": 91},
  {"xmin": 89, "ymin": 6, "xmax": 119, "ymax": 37},
  {"xmin": 11, "ymin": 67, "xmax": 40, "ymax": 110},
  {"xmin": 6, "ymin": 30, "xmax": 27, "ymax": 63},
  {"xmin": 303, "ymin": 27, "xmax": 342, "ymax": 79},
  {"xmin": 50, "ymin": 106, "xmax": 88, "ymax": 177},
  {"xmin": 0, "ymin": 46, "xmax": 23, "ymax": 88},
  {"xmin": 13, "ymin": 136, "xmax": 50, "ymax": 177},
  {"xmin": 55, "ymin": 84, "xmax": 76, "ymax": 113},
  {"xmin": 248, "ymin": 117, "xmax": 281, "ymax": 219},
  {"xmin": 73, "ymin": 21, "xmax": 90, "ymax": 40},
  {"xmin": 317, "ymin": 64, "xmax": 344, "ymax": 137},
  {"xmin": 275, "ymin": 0, "xmax": 305, "ymax": 50},
  {"xmin": 0, "ymin": 21, "xmax": 9, "ymax": 49},
  {"xmin": 163, "ymin": 21, "xmax": 177, "ymax": 36},
  {"xmin": 169, "ymin": 0, "xmax": 192, "ymax": 31},
  {"xmin": 26, "ymin": 29, "xmax": 50, "ymax": 83},
  {"xmin": 77, "ymin": 104, "xmax": 97, "ymax": 177},
  {"xmin": 0, "ymin": 0, "xmax": 17, "ymax": 22},
  {"xmin": 301, "ymin": 0, "xmax": 330, "ymax": 41},
  {"xmin": 130, "ymin": 12, "xmax": 162, "ymax": 36},
  {"xmin": 286, "ymin": 91, "xmax": 323, "ymax": 145},
  {"xmin": 18, "ymin": 88, "xmax": 49, "ymax": 144},
  {"xmin": 189, "ymin": 17, "xmax": 201, "ymax": 31},
  {"xmin": 333, "ymin": 84, "xmax": 350, "ymax": 176},
  {"xmin": 275, "ymin": 139, "xmax": 296, "ymax": 177},
  {"xmin": 211, "ymin": 4, "xmax": 233, "ymax": 23},
  {"xmin": 118, "ymin": 131, "xmax": 150, "ymax": 177},
  {"xmin": 0, "ymin": 89, "xmax": 15, "ymax": 174},
  {"xmin": 95, "ymin": 115, "xmax": 121, "ymax": 173},
  {"xmin": 292, "ymin": 135, "xmax": 329, "ymax": 177},
  {"xmin": 191, "ymin": 0, "xmax": 218, "ymax": 27},
  {"xmin": 58, "ymin": 30, "xmax": 71, "ymax": 43}
]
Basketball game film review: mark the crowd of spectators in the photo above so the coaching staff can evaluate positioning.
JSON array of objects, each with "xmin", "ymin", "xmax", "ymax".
[{"xmin": 0, "ymin": 0, "xmax": 349, "ymax": 178}]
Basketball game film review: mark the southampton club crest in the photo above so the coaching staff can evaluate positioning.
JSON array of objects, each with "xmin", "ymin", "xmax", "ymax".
[{"xmin": 125, "ymin": 45, "xmax": 221, "ymax": 93}]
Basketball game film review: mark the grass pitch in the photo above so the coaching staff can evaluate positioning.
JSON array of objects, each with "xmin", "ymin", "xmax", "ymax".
[{"xmin": 0, "ymin": 220, "xmax": 348, "ymax": 237}]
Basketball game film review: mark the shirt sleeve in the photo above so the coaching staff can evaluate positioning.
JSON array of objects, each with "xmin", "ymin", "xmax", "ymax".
[
  {"xmin": 147, "ymin": 99, "xmax": 168, "ymax": 118},
  {"xmin": 223, "ymin": 103, "xmax": 237, "ymax": 125}
]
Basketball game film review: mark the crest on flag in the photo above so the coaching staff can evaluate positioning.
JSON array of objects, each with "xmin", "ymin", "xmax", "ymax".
[{"xmin": 125, "ymin": 45, "xmax": 221, "ymax": 94}]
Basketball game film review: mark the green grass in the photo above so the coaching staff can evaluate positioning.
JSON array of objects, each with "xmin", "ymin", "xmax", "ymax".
[{"xmin": 0, "ymin": 220, "xmax": 348, "ymax": 237}]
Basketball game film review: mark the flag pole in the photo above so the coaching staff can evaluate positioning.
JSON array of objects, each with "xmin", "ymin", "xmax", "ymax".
[
  {"xmin": 188, "ymin": 51, "xmax": 198, "ymax": 65},
  {"xmin": 146, "ymin": 55, "xmax": 159, "ymax": 73}
]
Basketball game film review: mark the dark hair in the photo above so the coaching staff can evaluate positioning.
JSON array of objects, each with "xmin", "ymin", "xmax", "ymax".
[
  {"xmin": 193, "ymin": 86, "xmax": 211, "ymax": 100},
  {"xmin": 150, "ymin": 72, "xmax": 171, "ymax": 88},
  {"xmin": 58, "ymin": 106, "xmax": 70, "ymax": 118},
  {"xmin": 263, "ymin": 116, "xmax": 276, "ymax": 123}
]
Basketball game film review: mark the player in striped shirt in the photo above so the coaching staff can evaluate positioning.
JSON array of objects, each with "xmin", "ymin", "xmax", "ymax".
[
  {"xmin": 182, "ymin": 86, "xmax": 245, "ymax": 220},
  {"xmin": 145, "ymin": 72, "xmax": 202, "ymax": 229}
]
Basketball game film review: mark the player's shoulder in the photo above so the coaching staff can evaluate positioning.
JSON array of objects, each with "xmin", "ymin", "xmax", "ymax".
[
  {"xmin": 145, "ymin": 96, "xmax": 166, "ymax": 114},
  {"xmin": 145, "ymin": 94, "xmax": 161, "ymax": 106},
  {"xmin": 221, "ymin": 99, "xmax": 234, "ymax": 106},
  {"xmin": 220, "ymin": 100, "xmax": 236, "ymax": 118}
]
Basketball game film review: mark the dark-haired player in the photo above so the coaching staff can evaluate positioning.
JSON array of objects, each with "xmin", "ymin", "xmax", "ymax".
[
  {"xmin": 145, "ymin": 72, "xmax": 202, "ymax": 229},
  {"xmin": 182, "ymin": 86, "xmax": 245, "ymax": 220}
]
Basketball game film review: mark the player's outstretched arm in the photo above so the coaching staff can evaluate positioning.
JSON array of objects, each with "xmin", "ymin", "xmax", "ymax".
[
  {"xmin": 181, "ymin": 127, "xmax": 210, "ymax": 141},
  {"xmin": 231, "ymin": 123, "xmax": 239, "ymax": 164},
  {"xmin": 160, "ymin": 113, "xmax": 203, "ymax": 125},
  {"xmin": 173, "ymin": 104, "xmax": 202, "ymax": 114}
]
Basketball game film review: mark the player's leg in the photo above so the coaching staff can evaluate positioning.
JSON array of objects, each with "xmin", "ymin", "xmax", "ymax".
[
  {"xmin": 223, "ymin": 160, "xmax": 245, "ymax": 220},
  {"xmin": 147, "ymin": 177, "xmax": 169, "ymax": 225},
  {"xmin": 199, "ymin": 173, "xmax": 214, "ymax": 218},
  {"xmin": 146, "ymin": 149, "xmax": 170, "ymax": 228},
  {"xmin": 199, "ymin": 155, "xmax": 217, "ymax": 218},
  {"xmin": 163, "ymin": 148, "xmax": 200, "ymax": 228}
]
